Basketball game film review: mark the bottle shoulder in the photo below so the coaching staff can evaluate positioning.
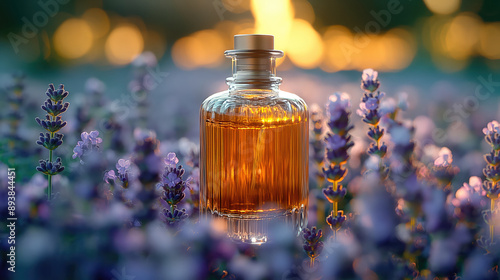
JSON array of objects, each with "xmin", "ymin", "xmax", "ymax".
[
  {"xmin": 201, "ymin": 90, "xmax": 308, "ymax": 114},
  {"xmin": 201, "ymin": 90, "xmax": 308, "ymax": 125}
]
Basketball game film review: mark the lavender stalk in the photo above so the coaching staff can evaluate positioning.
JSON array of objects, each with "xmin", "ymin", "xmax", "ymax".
[
  {"xmin": 35, "ymin": 84, "xmax": 69, "ymax": 200},
  {"xmin": 322, "ymin": 92, "xmax": 353, "ymax": 238},
  {"xmin": 481, "ymin": 121, "xmax": 500, "ymax": 243},
  {"xmin": 357, "ymin": 69, "xmax": 389, "ymax": 179}
]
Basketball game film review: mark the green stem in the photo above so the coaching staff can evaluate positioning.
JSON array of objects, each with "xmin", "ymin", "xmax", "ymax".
[{"xmin": 47, "ymin": 130, "xmax": 54, "ymax": 201}]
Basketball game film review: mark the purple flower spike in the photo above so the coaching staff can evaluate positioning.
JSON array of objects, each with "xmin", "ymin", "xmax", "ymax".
[
  {"xmin": 326, "ymin": 92, "xmax": 351, "ymax": 122},
  {"xmin": 116, "ymin": 159, "xmax": 131, "ymax": 175},
  {"xmin": 483, "ymin": 121, "xmax": 500, "ymax": 136},
  {"xmin": 72, "ymin": 130, "xmax": 103, "ymax": 162},
  {"xmin": 104, "ymin": 159, "xmax": 131, "ymax": 188},
  {"xmin": 302, "ymin": 227, "xmax": 323, "ymax": 260},
  {"xmin": 326, "ymin": 210, "xmax": 346, "ymax": 232},
  {"xmin": 434, "ymin": 147, "xmax": 453, "ymax": 167},
  {"xmin": 45, "ymin": 83, "xmax": 69, "ymax": 102},
  {"xmin": 323, "ymin": 185, "xmax": 347, "ymax": 204},
  {"xmin": 365, "ymin": 97, "xmax": 378, "ymax": 110},
  {"xmin": 361, "ymin": 68, "xmax": 380, "ymax": 93},
  {"xmin": 164, "ymin": 152, "xmax": 179, "ymax": 168},
  {"xmin": 104, "ymin": 170, "xmax": 117, "ymax": 184},
  {"xmin": 325, "ymin": 134, "xmax": 347, "ymax": 150}
]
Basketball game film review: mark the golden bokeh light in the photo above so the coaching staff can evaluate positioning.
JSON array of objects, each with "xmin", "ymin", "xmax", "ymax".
[
  {"xmin": 423, "ymin": 0, "xmax": 461, "ymax": 15},
  {"xmin": 381, "ymin": 28, "xmax": 417, "ymax": 71},
  {"xmin": 321, "ymin": 25, "xmax": 353, "ymax": 72},
  {"xmin": 192, "ymin": 30, "xmax": 225, "ymax": 67},
  {"xmin": 444, "ymin": 13, "xmax": 481, "ymax": 60},
  {"xmin": 479, "ymin": 22, "xmax": 500, "ymax": 60},
  {"xmin": 286, "ymin": 19, "xmax": 323, "ymax": 69},
  {"xmin": 172, "ymin": 36, "xmax": 200, "ymax": 70},
  {"xmin": 292, "ymin": 0, "xmax": 315, "ymax": 24},
  {"xmin": 172, "ymin": 30, "xmax": 225, "ymax": 70},
  {"xmin": 321, "ymin": 25, "xmax": 416, "ymax": 72},
  {"xmin": 53, "ymin": 18, "xmax": 93, "ymax": 59},
  {"xmin": 251, "ymin": 0, "xmax": 294, "ymax": 51},
  {"xmin": 82, "ymin": 8, "xmax": 110, "ymax": 39},
  {"xmin": 105, "ymin": 24, "xmax": 144, "ymax": 65}
]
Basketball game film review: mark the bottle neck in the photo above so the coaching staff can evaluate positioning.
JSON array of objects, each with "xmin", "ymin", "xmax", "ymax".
[{"xmin": 225, "ymin": 50, "xmax": 283, "ymax": 92}]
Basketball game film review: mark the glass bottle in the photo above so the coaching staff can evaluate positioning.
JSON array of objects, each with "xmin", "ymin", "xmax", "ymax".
[{"xmin": 200, "ymin": 34, "xmax": 308, "ymax": 244}]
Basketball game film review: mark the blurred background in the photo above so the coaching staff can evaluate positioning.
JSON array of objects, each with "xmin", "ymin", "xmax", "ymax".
[{"xmin": 1, "ymin": 0, "xmax": 500, "ymax": 164}]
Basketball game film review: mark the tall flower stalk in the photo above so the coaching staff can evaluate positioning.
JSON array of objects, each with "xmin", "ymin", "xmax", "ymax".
[
  {"xmin": 157, "ymin": 152, "xmax": 190, "ymax": 227},
  {"xmin": 302, "ymin": 227, "xmax": 324, "ymax": 267},
  {"xmin": 357, "ymin": 69, "xmax": 389, "ymax": 179},
  {"xmin": 322, "ymin": 92, "xmax": 353, "ymax": 238},
  {"xmin": 481, "ymin": 121, "xmax": 500, "ymax": 243},
  {"xmin": 35, "ymin": 84, "xmax": 69, "ymax": 200}
]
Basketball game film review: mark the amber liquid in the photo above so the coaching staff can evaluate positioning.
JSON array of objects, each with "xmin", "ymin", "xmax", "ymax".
[{"xmin": 200, "ymin": 106, "xmax": 308, "ymax": 243}]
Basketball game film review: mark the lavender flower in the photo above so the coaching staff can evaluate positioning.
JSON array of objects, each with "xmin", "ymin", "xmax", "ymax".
[
  {"xmin": 434, "ymin": 147, "xmax": 453, "ymax": 167},
  {"xmin": 36, "ymin": 157, "xmax": 65, "ymax": 175},
  {"xmin": 483, "ymin": 121, "xmax": 500, "ymax": 136},
  {"xmin": 163, "ymin": 208, "xmax": 188, "ymax": 225},
  {"xmin": 322, "ymin": 185, "xmax": 347, "ymax": 204},
  {"xmin": 157, "ymin": 152, "xmax": 190, "ymax": 226},
  {"xmin": 326, "ymin": 92, "xmax": 350, "ymax": 123},
  {"xmin": 326, "ymin": 210, "xmax": 346, "ymax": 232},
  {"xmin": 452, "ymin": 176, "xmax": 487, "ymax": 223},
  {"xmin": 360, "ymin": 68, "xmax": 380, "ymax": 93},
  {"xmin": 36, "ymin": 133, "xmax": 63, "ymax": 150},
  {"xmin": 72, "ymin": 131, "xmax": 103, "ymax": 163},
  {"xmin": 35, "ymin": 83, "xmax": 70, "ymax": 200},
  {"xmin": 482, "ymin": 120, "xmax": 500, "ymax": 243},
  {"xmin": 322, "ymin": 92, "xmax": 353, "ymax": 238},
  {"xmin": 302, "ymin": 227, "xmax": 324, "ymax": 266},
  {"xmin": 431, "ymin": 147, "xmax": 459, "ymax": 190},
  {"xmin": 104, "ymin": 159, "xmax": 131, "ymax": 189}
]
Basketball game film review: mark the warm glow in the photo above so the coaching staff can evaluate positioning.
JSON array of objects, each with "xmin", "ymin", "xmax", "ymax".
[
  {"xmin": 444, "ymin": 13, "xmax": 481, "ymax": 60},
  {"xmin": 321, "ymin": 25, "xmax": 416, "ymax": 72},
  {"xmin": 82, "ymin": 8, "xmax": 110, "ymax": 39},
  {"xmin": 293, "ymin": 0, "xmax": 315, "ymax": 24},
  {"xmin": 380, "ymin": 28, "xmax": 417, "ymax": 71},
  {"xmin": 172, "ymin": 37, "xmax": 199, "ymax": 70},
  {"xmin": 53, "ymin": 19, "xmax": 93, "ymax": 59},
  {"xmin": 479, "ymin": 22, "xmax": 500, "ymax": 60},
  {"xmin": 321, "ymin": 25, "xmax": 353, "ymax": 72},
  {"xmin": 286, "ymin": 19, "xmax": 323, "ymax": 69},
  {"xmin": 251, "ymin": 0, "xmax": 294, "ymax": 51},
  {"xmin": 192, "ymin": 30, "xmax": 225, "ymax": 67},
  {"xmin": 105, "ymin": 24, "xmax": 144, "ymax": 65},
  {"xmin": 423, "ymin": 0, "xmax": 461, "ymax": 15},
  {"xmin": 171, "ymin": 30, "xmax": 225, "ymax": 70}
]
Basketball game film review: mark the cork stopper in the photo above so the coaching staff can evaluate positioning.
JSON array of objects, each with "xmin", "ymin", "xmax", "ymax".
[{"xmin": 234, "ymin": 34, "xmax": 274, "ymax": 50}]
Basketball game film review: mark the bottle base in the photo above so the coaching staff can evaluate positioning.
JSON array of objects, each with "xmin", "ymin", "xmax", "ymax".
[{"xmin": 202, "ymin": 207, "xmax": 307, "ymax": 244}]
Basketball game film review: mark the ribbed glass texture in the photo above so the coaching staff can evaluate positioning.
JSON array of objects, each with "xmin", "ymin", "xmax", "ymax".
[{"xmin": 200, "ymin": 51, "xmax": 308, "ymax": 244}]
